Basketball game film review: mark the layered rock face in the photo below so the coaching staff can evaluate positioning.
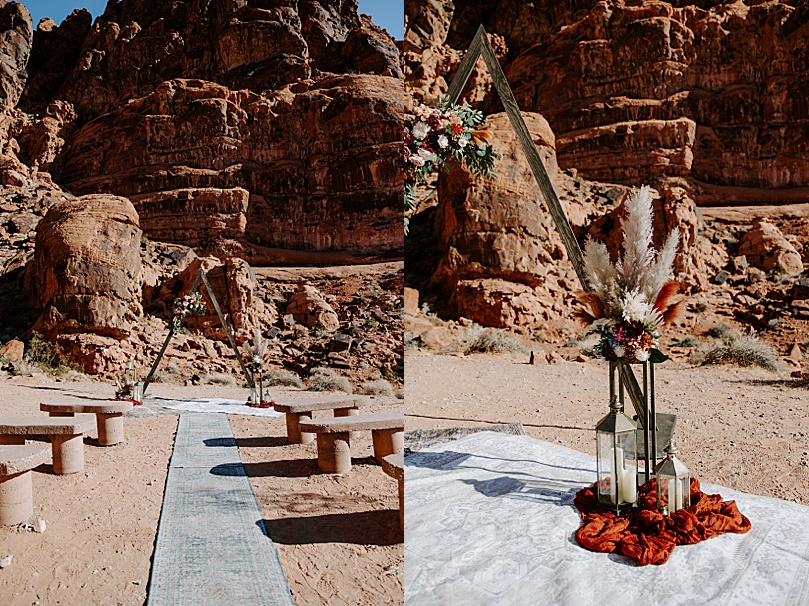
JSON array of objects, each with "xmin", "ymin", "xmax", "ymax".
[
  {"xmin": 17, "ymin": 0, "xmax": 404, "ymax": 256},
  {"xmin": 405, "ymin": 0, "xmax": 805, "ymax": 328},
  {"xmin": 426, "ymin": 0, "xmax": 809, "ymax": 205},
  {"xmin": 56, "ymin": 75, "xmax": 404, "ymax": 254},
  {"xmin": 26, "ymin": 194, "xmax": 143, "ymax": 339}
]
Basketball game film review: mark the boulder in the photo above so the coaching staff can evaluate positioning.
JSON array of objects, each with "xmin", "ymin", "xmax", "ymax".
[
  {"xmin": 738, "ymin": 219, "xmax": 804, "ymax": 276},
  {"xmin": 27, "ymin": 194, "xmax": 143, "ymax": 340},
  {"xmin": 158, "ymin": 256, "xmax": 276, "ymax": 342},
  {"xmin": 0, "ymin": 339, "xmax": 24, "ymax": 361},
  {"xmin": 286, "ymin": 283, "xmax": 340, "ymax": 332},
  {"xmin": 404, "ymin": 287, "xmax": 419, "ymax": 313}
]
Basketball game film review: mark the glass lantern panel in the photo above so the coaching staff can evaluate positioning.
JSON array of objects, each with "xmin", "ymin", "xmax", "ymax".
[
  {"xmin": 657, "ymin": 474, "xmax": 672, "ymax": 514},
  {"xmin": 597, "ymin": 430, "xmax": 637, "ymax": 506},
  {"xmin": 678, "ymin": 475, "xmax": 691, "ymax": 511},
  {"xmin": 596, "ymin": 431, "xmax": 614, "ymax": 505},
  {"xmin": 615, "ymin": 431, "xmax": 637, "ymax": 505}
]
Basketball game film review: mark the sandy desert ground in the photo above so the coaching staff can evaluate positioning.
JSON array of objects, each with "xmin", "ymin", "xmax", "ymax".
[
  {"xmin": 405, "ymin": 351, "xmax": 809, "ymax": 504},
  {"xmin": 0, "ymin": 376, "xmax": 402, "ymax": 606}
]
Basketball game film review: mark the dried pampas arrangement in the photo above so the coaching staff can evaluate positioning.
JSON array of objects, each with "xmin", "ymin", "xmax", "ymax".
[{"xmin": 576, "ymin": 186, "xmax": 684, "ymax": 363}]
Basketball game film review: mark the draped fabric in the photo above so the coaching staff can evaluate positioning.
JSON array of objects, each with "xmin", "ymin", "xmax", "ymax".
[{"xmin": 574, "ymin": 478, "xmax": 752, "ymax": 565}]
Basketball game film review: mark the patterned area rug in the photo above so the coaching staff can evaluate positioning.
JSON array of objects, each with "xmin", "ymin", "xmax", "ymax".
[
  {"xmin": 405, "ymin": 424, "xmax": 525, "ymax": 452},
  {"xmin": 147, "ymin": 413, "xmax": 294, "ymax": 605},
  {"xmin": 405, "ymin": 432, "xmax": 809, "ymax": 606}
]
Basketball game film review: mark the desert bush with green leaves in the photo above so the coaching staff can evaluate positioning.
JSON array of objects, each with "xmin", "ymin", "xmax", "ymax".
[{"xmin": 25, "ymin": 333, "xmax": 82, "ymax": 376}]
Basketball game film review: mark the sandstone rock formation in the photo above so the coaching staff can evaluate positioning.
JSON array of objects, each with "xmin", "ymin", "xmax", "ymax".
[
  {"xmin": 14, "ymin": 0, "xmax": 405, "ymax": 257},
  {"xmin": 739, "ymin": 219, "xmax": 804, "ymax": 276},
  {"xmin": 286, "ymin": 283, "xmax": 340, "ymax": 332},
  {"xmin": 405, "ymin": 0, "xmax": 807, "ymax": 333},
  {"xmin": 26, "ymin": 194, "xmax": 143, "ymax": 339},
  {"xmin": 0, "ymin": 0, "xmax": 32, "ymax": 111},
  {"xmin": 157, "ymin": 255, "xmax": 276, "ymax": 342}
]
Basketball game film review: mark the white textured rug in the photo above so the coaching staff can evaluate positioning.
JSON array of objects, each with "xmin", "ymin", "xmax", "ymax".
[
  {"xmin": 148, "ymin": 397, "xmax": 283, "ymax": 417},
  {"xmin": 405, "ymin": 432, "xmax": 809, "ymax": 606}
]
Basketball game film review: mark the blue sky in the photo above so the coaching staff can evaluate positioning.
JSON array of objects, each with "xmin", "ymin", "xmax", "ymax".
[{"xmin": 22, "ymin": 0, "xmax": 404, "ymax": 39}]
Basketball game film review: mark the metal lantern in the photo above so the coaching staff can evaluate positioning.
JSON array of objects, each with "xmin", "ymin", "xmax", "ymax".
[
  {"xmin": 654, "ymin": 441, "xmax": 690, "ymax": 515},
  {"xmin": 596, "ymin": 395, "xmax": 639, "ymax": 513}
]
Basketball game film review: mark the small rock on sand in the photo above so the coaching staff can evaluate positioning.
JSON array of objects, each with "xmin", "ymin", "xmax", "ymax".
[{"xmin": 0, "ymin": 554, "xmax": 12, "ymax": 568}]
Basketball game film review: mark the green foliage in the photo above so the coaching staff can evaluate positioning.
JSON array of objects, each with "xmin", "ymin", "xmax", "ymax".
[{"xmin": 25, "ymin": 333, "xmax": 81, "ymax": 376}]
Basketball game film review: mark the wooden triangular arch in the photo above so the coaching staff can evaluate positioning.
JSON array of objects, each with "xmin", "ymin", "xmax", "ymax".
[
  {"xmin": 447, "ymin": 26, "xmax": 659, "ymax": 427},
  {"xmin": 142, "ymin": 268, "xmax": 254, "ymax": 394}
]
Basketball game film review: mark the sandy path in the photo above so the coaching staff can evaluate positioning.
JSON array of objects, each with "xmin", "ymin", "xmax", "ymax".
[
  {"xmin": 405, "ymin": 351, "xmax": 809, "ymax": 504},
  {"xmin": 230, "ymin": 396, "xmax": 403, "ymax": 606},
  {"xmin": 0, "ymin": 376, "xmax": 403, "ymax": 605}
]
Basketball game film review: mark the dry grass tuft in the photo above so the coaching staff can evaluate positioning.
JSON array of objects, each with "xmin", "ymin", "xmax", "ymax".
[
  {"xmin": 694, "ymin": 331, "xmax": 780, "ymax": 372},
  {"xmin": 464, "ymin": 326, "xmax": 527, "ymax": 355},
  {"xmin": 307, "ymin": 367, "xmax": 353, "ymax": 393},
  {"xmin": 264, "ymin": 369, "xmax": 304, "ymax": 389},
  {"xmin": 357, "ymin": 379, "xmax": 395, "ymax": 398}
]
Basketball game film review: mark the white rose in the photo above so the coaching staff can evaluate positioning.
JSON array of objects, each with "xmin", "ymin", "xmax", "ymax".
[
  {"xmin": 437, "ymin": 134, "xmax": 449, "ymax": 149},
  {"xmin": 634, "ymin": 349, "xmax": 650, "ymax": 362},
  {"xmin": 408, "ymin": 154, "xmax": 425, "ymax": 167},
  {"xmin": 457, "ymin": 136, "xmax": 468, "ymax": 148},
  {"xmin": 412, "ymin": 121, "xmax": 430, "ymax": 140},
  {"xmin": 613, "ymin": 345, "xmax": 625, "ymax": 358},
  {"xmin": 417, "ymin": 148, "xmax": 438, "ymax": 163}
]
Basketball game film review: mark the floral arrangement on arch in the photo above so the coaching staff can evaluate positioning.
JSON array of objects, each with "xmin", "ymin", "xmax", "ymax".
[
  {"xmin": 576, "ymin": 186, "xmax": 684, "ymax": 364},
  {"xmin": 169, "ymin": 292, "xmax": 206, "ymax": 333},
  {"xmin": 403, "ymin": 98, "xmax": 500, "ymax": 233}
]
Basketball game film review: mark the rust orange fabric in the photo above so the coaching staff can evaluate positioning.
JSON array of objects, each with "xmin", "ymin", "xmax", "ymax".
[{"xmin": 574, "ymin": 478, "xmax": 751, "ymax": 565}]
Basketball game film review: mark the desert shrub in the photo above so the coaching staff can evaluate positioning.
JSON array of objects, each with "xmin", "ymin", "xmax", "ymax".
[
  {"xmin": 307, "ymin": 367, "xmax": 353, "ymax": 393},
  {"xmin": 693, "ymin": 302, "xmax": 708, "ymax": 313},
  {"xmin": 166, "ymin": 362, "xmax": 180, "ymax": 374},
  {"xmin": 264, "ymin": 369, "xmax": 304, "ymax": 389},
  {"xmin": 708, "ymin": 323, "xmax": 733, "ymax": 339},
  {"xmin": 673, "ymin": 336, "xmax": 700, "ymax": 348},
  {"xmin": 696, "ymin": 331, "xmax": 780, "ymax": 372},
  {"xmin": 464, "ymin": 325, "xmax": 527, "ymax": 355},
  {"xmin": 202, "ymin": 373, "xmax": 236, "ymax": 386},
  {"xmin": 405, "ymin": 333, "xmax": 420, "ymax": 351},
  {"xmin": 357, "ymin": 378, "xmax": 394, "ymax": 398},
  {"xmin": 25, "ymin": 333, "xmax": 81, "ymax": 376}
]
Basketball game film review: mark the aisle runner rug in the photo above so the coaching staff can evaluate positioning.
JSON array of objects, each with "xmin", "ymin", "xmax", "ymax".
[
  {"xmin": 149, "ymin": 397, "xmax": 283, "ymax": 418},
  {"xmin": 147, "ymin": 413, "xmax": 294, "ymax": 605},
  {"xmin": 405, "ymin": 432, "xmax": 809, "ymax": 606}
]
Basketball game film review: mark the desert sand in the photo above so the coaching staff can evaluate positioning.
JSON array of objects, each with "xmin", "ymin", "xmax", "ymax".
[
  {"xmin": 0, "ymin": 376, "xmax": 402, "ymax": 606},
  {"xmin": 405, "ymin": 351, "xmax": 809, "ymax": 504}
]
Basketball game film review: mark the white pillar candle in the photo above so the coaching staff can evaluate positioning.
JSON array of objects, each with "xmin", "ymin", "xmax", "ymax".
[{"xmin": 620, "ymin": 464, "xmax": 637, "ymax": 504}]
